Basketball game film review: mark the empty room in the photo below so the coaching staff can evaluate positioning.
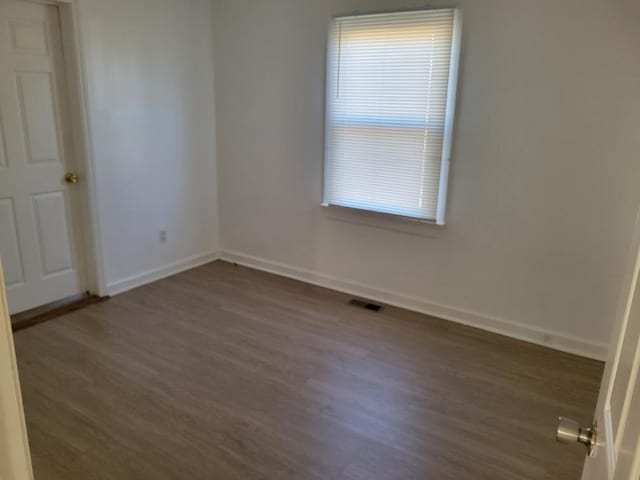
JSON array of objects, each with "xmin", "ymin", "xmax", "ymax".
[{"xmin": 1, "ymin": 0, "xmax": 639, "ymax": 479}]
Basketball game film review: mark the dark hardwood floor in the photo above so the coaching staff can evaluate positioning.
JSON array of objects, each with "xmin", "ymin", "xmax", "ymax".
[
  {"xmin": 13, "ymin": 260, "xmax": 603, "ymax": 479},
  {"xmin": 11, "ymin": 293, "xmax": 107, "ymax": 332}
]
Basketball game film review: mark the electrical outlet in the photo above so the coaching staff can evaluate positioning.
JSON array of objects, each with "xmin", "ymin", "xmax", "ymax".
[{"xmin": 159, "ymin": 231, "xmax": 167, "ymax": 243}]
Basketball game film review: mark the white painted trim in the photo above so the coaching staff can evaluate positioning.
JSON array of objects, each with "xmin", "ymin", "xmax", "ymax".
[
  {"xmin": 436, "ymin": 7, "xmax": 463, "ymax": 226},
  {"xmin": 106, "ymin": 251, "xmax": 221, "ymax": 296},
  {"xmin": 604, "ymin": 404, "xmax": 615, "ymax": 479},
  {"xmin": 0, "ymin": 261, "xmax": 34, "ymax": 480},
  {"xmin": 321, "ymin": 16, "xmax": 336, "ymax": 207},
  {"xmin": 220, "ymin": 250, "xmax": 608, "ymax": 361},
  {"xmin": 56, "ymin": 0, "xmax": 107, "ymax": 296}
]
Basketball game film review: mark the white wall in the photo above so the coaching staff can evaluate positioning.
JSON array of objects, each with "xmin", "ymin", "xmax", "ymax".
[
  {"xmin": 77, "ymin": 0, "xmax": 220, "ymax": 293},
  {"xmin": 212, "ymin": 0, "xmax": 640, "ymax": 359}
]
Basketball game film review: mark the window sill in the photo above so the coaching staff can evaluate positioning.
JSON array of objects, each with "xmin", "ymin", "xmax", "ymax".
[{"xmin": 320, "ymin": 204, "xmax": 445, "ymax": 238}]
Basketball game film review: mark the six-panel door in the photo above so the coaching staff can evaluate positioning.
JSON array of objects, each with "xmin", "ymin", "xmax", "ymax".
[{"xmin": 0, "ymin": 0, "xmax": 86, "ymax": 315}]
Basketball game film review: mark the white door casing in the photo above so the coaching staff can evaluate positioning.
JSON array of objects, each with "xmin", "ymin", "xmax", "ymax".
[
  {"xmin": 581, "ymin": 205, "xmax": 640, "ymax": 480},
  {"xmin": 0, "ymin": 0, "xmax": 87, "ymax": 314},
  {"xmin": 0, "ymin": 259, "xmax": 33, "ymax": 480}
]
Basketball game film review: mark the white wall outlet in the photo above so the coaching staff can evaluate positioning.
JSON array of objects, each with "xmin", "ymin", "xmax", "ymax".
[{"xmin": 159, "ymin": 231, "xmax": 167, "ymax": 243}]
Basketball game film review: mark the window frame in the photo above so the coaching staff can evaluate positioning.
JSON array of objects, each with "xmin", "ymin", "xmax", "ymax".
[{"xmin": 322, "ymin": 8, "xmax": 463, "ymax": 226}]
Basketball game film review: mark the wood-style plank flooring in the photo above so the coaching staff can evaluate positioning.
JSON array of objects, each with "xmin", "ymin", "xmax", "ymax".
[{"xmin": 14, "ymin": 261, "xmax": 604, "ymax": 479}]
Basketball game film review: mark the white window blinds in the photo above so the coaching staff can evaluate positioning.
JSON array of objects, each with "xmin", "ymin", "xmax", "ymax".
[{"xmin": 324, "ymin": 9, "xmax": 460, "ymax": 224}]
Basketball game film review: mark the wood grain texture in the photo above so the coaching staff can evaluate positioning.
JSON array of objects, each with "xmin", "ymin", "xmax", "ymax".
[
  {"xmin": 14, "ymin": 260, "xmax": 603, "ymax": 480},
  {"xmin": 11, "ymin": 293, "xmax": 107, "ymax": 332}
]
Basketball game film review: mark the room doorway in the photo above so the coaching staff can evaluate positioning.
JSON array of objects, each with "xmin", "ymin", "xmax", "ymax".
[{"xmin": 0, "ymin": 0, "xmax": 96, "ymax": 315}]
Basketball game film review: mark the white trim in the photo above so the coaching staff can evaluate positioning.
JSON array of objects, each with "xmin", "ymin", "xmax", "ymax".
[
  {"xmin": 106, "ymin": 251, "xmax": 221, "ymax": 296},
  {"xmin": 220, "ymin": 250, "xmax": 608, "ymax": 361},
  {"xmin": 436, "ymin": 8, "xmax": 462, "ymax": 226},
  {"xmin": 604, "ymin": 404, "xmax": 616, "ymax": 479},
  {"xmin": 321, "ymin": 16, "xmax": 336, "ymax": 206},
  {"xmin": 56, "ymin": 0, "xmax": 107, "ymax": 296},
  {"xmin": 0, "ymin": 261, "xmax": 34, "ymax": 480},
  {"xmin": 613, "ymin": 237, "xmax": 640, "ymax": 454},
  {"xmin": 321, "ymin": 203, "xmax": 445, "ymax": 237}
]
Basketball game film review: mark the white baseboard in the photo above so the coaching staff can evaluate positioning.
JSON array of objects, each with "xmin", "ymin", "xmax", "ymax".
[
  {"xmin": 220, "ymin": 250, "xmax": 608, "ymax": 361},
  {"xmin": 106, "ymin": 251, "xmax": 221, "ymax": 296}
]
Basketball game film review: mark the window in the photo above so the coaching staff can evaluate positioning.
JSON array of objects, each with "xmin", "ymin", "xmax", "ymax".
[{"xmin": 323, "ymin": 9, "xmax": 461, "ymax": 225}]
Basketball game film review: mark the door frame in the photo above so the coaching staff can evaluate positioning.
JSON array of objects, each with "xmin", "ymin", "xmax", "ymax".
[
  {"xmin": 15, "ymin": 0, "xmax": 107, "ymax": 297},
  {"xmin": 0, "ymin": 260, "xmax": 33, "ymax": 479}
]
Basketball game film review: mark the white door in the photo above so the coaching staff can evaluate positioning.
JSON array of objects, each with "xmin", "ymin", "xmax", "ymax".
[
  {"xmin": 559, "ymin": 207, "xmax": 640, "ymax": 479},
  {"xmin": 0, "ymin": 0, "xmax": 86, "ymax": 314}
]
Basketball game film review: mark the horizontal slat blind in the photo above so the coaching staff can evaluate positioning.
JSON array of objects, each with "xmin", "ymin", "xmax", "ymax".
[{"xmin": 324, "ymin": 9, "xmax": 456, "ymax": 221}]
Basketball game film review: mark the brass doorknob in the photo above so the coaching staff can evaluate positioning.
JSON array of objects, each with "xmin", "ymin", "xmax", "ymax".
[{"xmin": 64, "ymin": 173, "xmax": 79, "ymax": 184}]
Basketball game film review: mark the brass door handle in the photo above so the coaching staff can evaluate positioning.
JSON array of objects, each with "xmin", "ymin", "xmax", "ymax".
[{"xmin": 64, "ymin": 173, "xmax": 79, "ymax": 184}]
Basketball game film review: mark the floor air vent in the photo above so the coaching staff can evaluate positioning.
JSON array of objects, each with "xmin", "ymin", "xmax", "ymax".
[{"xmin": 349, "ymin": 299, "xmax": 383, "ymax": 312}]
